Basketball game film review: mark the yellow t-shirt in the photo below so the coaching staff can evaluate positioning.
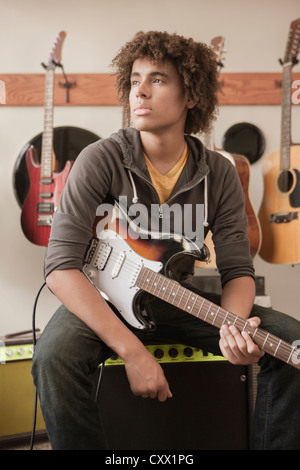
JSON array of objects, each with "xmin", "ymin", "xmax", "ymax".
[{"xmin": 144, "ymin": 143, "xmax": 188, "ymax": 204}]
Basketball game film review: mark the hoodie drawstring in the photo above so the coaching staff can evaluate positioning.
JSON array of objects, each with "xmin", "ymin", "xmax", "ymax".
[
  {"xmin": 127, "ymin": 169, "xmax": 208, "ymax": 227},
  {"xmin": 128, "ymin": 170, "xmax": 139, "ymax": 203},
  {"xmin": 203, "ymin": 176, "xmax": 209, "ymax": 227}
]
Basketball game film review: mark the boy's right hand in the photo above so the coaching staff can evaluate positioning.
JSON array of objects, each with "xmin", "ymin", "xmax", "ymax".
[{"xmin": 124, "ymin": 349, "xmax": 172, "ymax": 402}]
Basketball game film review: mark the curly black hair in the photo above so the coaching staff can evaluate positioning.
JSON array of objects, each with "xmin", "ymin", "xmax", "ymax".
[{"xmin": 111, "ymin": 31, "xmax": 219, "ymax": 135}]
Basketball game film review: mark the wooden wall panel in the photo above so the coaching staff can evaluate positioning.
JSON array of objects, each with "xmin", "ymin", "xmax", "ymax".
[
  {"xmin": 0, "ymin": 73, "xmax": 119, "ymax": 106},
  {"xmin": 0, "ymin": 72, "xmax": 299, "ymax": 106}
]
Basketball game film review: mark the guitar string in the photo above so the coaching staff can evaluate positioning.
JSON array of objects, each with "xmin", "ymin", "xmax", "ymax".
[
  {"xmin": 138, "ymin": 268, "xmax": 297, "ymax": 362},
  {"xmin": 91, "ymin": 248, "xmax": 297, "ymax": 359},
  {"xmin": 140, "ymin": 268, "xmax": 297, "ymax": 359},
  {"xmin": 88, "ymin": 245, "xmax": 297, "ymax": 361}
]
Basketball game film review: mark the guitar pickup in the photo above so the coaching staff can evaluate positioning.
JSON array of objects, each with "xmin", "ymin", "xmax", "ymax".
[
  {"xmin": 93, "ymin": 242, "xmax": 112, "ymax": 270},
  {"xmin": 40, "ymin": 178, "xmax": 54, "ymax": 185},
  {"xmin": 111, "ymin": 251, "xmax": 126, "ymax": 279},
  {"xmin": 37, "ymin": 202, "xmax": 54, "ymax": 214},
  {"xmin": 39, "ymin": 192, "xmax": 53, "ymax": 199}
]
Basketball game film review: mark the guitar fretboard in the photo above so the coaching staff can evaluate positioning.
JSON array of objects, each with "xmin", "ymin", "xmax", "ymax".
[
  {"xmin": 41, "ymin": 69, "xmax": 54, "ymax": 179},
  {"xmin": 280, "ymin": 63, "xmax": 292, "ymax": 171},
  {"xmin": 137, "ymin": 266, "xmax": 300, "ymax": 369}
]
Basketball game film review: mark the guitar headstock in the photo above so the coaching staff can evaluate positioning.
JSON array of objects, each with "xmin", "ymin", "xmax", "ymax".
[
  {"xmin": 210, "ymin": 36, "xmax": 226, "ymax": 71},
  {"xmin": 282, "ymin": 18, "xmax": 300, "ymax": 65},
  {"xmin": 42, "ymin": 31, "xmax": 66, "ymax": 70}
]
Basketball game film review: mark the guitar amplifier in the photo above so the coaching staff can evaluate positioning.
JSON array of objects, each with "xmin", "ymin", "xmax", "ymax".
[
  {"xmin": 100, "ymin": 344, "xmax": 254, "ymax": 450},
  {"xmin": 0, "ymin": 332, "xmax": 45, "ymax": 443}
]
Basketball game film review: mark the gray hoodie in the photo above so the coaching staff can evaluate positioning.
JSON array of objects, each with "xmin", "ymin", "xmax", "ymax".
[{"xmin": 45, "ymin": 127, "xmax": 254, "ymax": 287}]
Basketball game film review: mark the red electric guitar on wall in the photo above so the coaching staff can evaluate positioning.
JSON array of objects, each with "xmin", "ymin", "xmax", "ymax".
[{"xmin": 20, "ymin": 31, "xmax": 73, "ymax": 246}]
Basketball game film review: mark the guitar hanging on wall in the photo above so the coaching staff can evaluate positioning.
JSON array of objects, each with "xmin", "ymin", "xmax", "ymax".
[
  {"xmin": 20, "ymin": 31, "xmax": 73, "ymax": 246},
  {"xmin": 198, "ymin": 36, "xmax": 261, "ymax": 269},
  {"xmin": 258, "ymin": 18, "xmax": 300, "ymax": 264}
]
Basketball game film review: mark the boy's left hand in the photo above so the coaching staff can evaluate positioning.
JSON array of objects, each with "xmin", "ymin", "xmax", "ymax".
[{"xmin": 219, "ymin": 317, "xmax": 265, "ymax": 365}]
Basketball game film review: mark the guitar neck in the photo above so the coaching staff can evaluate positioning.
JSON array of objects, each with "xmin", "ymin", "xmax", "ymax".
[
  {"xmin": 41, "ymin": 69, "xmax": 55, "ymax": 179},
  {"xmin": 137, "ymin": 266, "xmax": 300, "ymax": 369},
  {"xmin": 280, "ymin": 62, "xmax": 292, "ymax": 170}
]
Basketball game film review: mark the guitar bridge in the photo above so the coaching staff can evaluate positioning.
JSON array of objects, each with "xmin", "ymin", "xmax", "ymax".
[
  {"xmin": 37, "ymin": 202, "xmax": 54, "ymax": 214},
  {"xmin": 38, "ymin": 215, "xmax": 53, "ymax": 226},
  {"xmin": 270, "ymin": 212, "xmax": 298, "ymax": 223},
  {"xmin": 83, "ymin": 238, "xmax": 99, "ymax": 264}
]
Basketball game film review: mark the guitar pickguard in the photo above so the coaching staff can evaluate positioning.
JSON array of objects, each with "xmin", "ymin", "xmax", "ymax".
[
  {"xmin": 290, "ymin": 169, "xmax": 300, "ymax": 208},
  {"xmin": 83, "ymin": 230, "xmax": 163, "ymax": 330}
]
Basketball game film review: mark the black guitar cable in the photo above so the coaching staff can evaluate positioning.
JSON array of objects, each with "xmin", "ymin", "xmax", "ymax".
[
  {"xmin": 29, "ymin": 281, "xmax": 46, "ymax": 450},
  {"xmin": 28, "ymin": 281, "xmax": 108, "ymax": 450}
]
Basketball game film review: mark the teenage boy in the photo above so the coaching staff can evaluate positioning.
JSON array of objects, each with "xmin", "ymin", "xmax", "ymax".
[{"xmin": 32, "ymin": 31, "xmax": 300, "ymax": 450}]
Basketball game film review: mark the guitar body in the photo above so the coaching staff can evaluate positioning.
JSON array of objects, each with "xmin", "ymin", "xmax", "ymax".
[
  {"xmin": 197, "ymin": 151, "xmax": 261, "ymax": 269},
  {"xmin": 258, "ymin": 145, "xmax": 300, "ymax": 264},
  {"xmin": 233, "ymin": 153, "xmax": 262, "ymax": 258},
  {"xmin": 87, "ymin": 199, "xmax": 207, "ymax": 330},
  {"xmin": 21, "ymin": 146, "xmax": 73, "ymax": 246}
]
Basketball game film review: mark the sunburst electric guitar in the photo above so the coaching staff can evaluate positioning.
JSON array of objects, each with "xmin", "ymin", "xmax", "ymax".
[
  {"xmin": 259, "ymin": 18, "xmax": 300, "ymax": 264},
  {"xmin": 20, "ymin": 31, "xmax": 73, "ymax": 246},
  {"xmin": 83, "ymin": 199, "xmax": 300, "ymax": 370}
]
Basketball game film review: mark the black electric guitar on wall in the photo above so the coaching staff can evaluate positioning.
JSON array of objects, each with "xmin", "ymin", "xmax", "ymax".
[
  {"xmin": 258, "ymin": 18, "xmax": 300, "ymax": 264},
  {"xmin": 20, "ymin": 31, "xmax": 73, "ymax": 246},
  {"xmin": 83, "ymin": 199, "xmax": 300, "ymax": 370}
]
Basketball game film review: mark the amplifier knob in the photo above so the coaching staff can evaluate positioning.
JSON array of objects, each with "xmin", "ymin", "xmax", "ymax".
[
  {"xmin": 17, "ymin": 348, "xmax": 25, "ymax": 355},
  {"xmin": 183, "ymin": 347, "xmax": 193, "ymax": 357},
  {"xmin": 6, "ymin": 349, "xmax": 13, "ymax": 357},
  {"xmin": 168, "ymin": 347, "xmax": 178, "ymax": 358},
  {"xmin": 154, "ymin": 348, "xmax": 164, "ymax": 359}
]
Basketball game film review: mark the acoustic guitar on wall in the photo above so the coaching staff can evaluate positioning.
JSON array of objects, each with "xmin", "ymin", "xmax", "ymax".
[
  {"xmin": 258, "ymin": 18, "xmax": 300, "ymax": 265},
  {"xmin": 20, "ymin": 31, "xmax": 73, "ymax": 246}
]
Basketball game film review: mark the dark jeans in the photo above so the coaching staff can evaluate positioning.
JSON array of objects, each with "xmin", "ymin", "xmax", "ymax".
[{"xmin": 32, "ymin": 289, "xmax": 300, "ymax": 450}]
